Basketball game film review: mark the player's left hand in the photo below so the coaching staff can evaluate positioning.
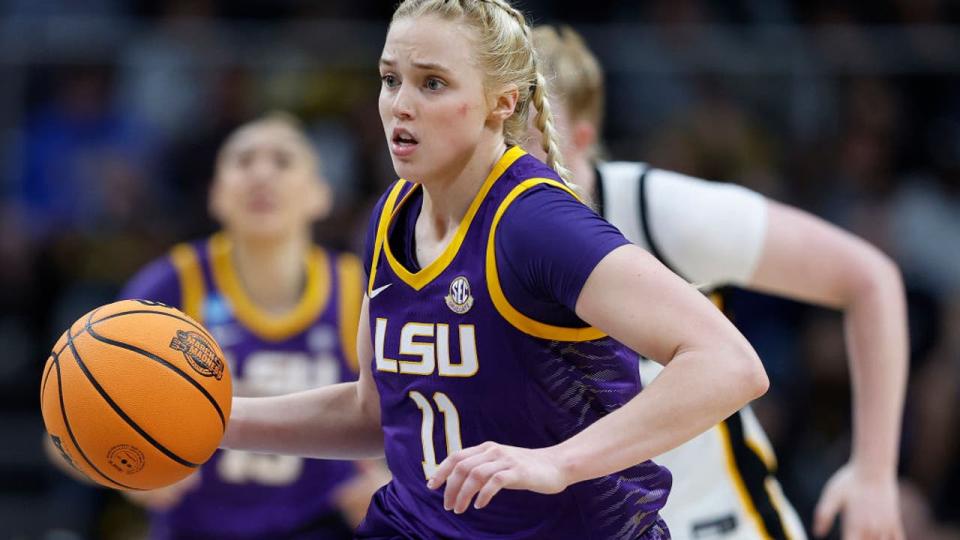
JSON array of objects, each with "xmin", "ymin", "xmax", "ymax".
[
  {"xmin": 813, "ymin": 463, "xmax": 904, "ymax": 540},
  {"xmin": 427, "ymin": 441, "xmax": 568, "ymax": 514}
]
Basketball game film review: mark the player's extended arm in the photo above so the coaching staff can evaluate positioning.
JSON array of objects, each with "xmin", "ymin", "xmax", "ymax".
[
  {"xmin": 220, "ymin": 296, "xmax": 384, "ymax": 459},
  {"xmin": 749, "ymin": 202, "xmax": 907, "ymax": 539},
  {"xmin": 429, "ymin": 244, "xmax": 768, "ymax": 513}
]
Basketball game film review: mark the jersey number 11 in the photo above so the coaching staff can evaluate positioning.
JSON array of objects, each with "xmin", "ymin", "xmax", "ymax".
[{"xmin": 409, "ymin": 391, "xmax": 463, "ymax": 479}]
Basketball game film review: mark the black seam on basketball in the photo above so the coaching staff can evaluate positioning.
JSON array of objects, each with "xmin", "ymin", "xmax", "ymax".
[
  {"xmin": 90, "ymin": 308, "xmax": 216, "ymax": 345},
  {"xmin": 52, "ymin": 308, "xmax": 217, "ymax": 362},
  {"xmin": 84, "ymin": 323, "xmax": 226, "ymax": 430},
  {"xmin": 65, "ymin": 325, "xmax": 201, "ymax": 469},
  {"xmin": 51, "ymin": 348, "xmax": 141, "ymax": 490},
  {"xmin": 41, "ymin": 356, "xmax": 54, "ymax": 398}
]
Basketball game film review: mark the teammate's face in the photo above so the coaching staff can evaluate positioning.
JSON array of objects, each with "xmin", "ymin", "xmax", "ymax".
[
  {"xmin": 210, "ymin": 122, "xmax": 329, "ymax": 241},
  {"xmin": 379, "ymin": 15, "xmax": 493, "ymax": 183}
]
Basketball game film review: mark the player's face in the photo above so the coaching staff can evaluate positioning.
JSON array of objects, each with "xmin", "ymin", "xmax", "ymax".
[
  {"xmin": 211, "ymin": 123, "xmax": 328, "ymax": 241},
  {"xmin": 379, "ymin": 15, "xmax": 492, "ymax": 183}
]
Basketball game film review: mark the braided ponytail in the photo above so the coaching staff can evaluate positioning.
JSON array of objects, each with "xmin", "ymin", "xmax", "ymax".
[{"xmin": 531, "ymin": 72, "xmax": 571, "ymax": 181}]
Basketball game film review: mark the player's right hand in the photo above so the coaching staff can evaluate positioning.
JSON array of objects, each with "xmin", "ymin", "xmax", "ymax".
[
  {"xmin": 428, "ymin": 441, "xmax": 569, "ymax": 514},
  {"xmin": 813, "ymin": 464, "xmax": 904, "ymax": 540},
  {"xmin": 122, "ymin": 472, "xmax": 201, "ymax": 511}
]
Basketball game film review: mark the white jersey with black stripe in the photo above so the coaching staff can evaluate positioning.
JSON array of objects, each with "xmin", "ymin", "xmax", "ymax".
[
  {"xmin": 597, "ymin": 162, "xmax": 807, "ymax": 540},
  {"xmin": 597, "ymin": 161, "xmax": 768, "ymax": 288}
]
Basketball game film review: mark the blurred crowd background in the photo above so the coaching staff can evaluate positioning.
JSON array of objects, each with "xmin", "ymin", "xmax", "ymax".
[{"xmin": 1, "ymin": 1, "xmax": 959, "ymax": 539}]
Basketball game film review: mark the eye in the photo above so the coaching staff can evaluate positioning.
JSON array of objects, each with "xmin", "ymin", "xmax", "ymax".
[
  {"xmin": 381, "ymin": 74, "xmax": 399, "ymax": 88},
  {"xmin": 425, "ymin": 77, "xmax": 446, "ymax": 91},
  {"xmin": 274, "ymin": 151, "xmax": 292, "ymax": 170},
  {"xmin": 235, "ymin": 152, "xmax": 253, "ymax": 170}
]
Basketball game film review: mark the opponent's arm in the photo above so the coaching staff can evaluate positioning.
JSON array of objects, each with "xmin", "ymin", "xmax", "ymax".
[
  {"xmin": 431, "ymin": 244, "xmax": 768, "ymax": 513},
  {"xmin": 221, "ymin": 296, "xmax": 384, "ymax": 459},
  {"xmin": 644, "ymin": 171, "xmax": 907, "ymax": 538},
  {"xmin": 749, "ymin": 202, "xmax": 907, "ymax": 539}
]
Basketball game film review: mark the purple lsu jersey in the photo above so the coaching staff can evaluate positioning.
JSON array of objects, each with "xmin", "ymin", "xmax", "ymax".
[
  {"xmin": 121, "ymin": 233, "xmax": 363, "ymax": 540},
  {"xmin": 359, "ymin": 147, "xmax": 672, "ymax": 539}
]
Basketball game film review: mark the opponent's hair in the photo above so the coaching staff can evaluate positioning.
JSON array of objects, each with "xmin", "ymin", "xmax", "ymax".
[
  {"xmin": 217, "ymin": 111, "xmax": 321, "ymax": 173},
  {"xmin": 531, "ymin": 25, "xmax": 605, "ymax": 145},
  {"xmin": 393, "ymin": 0, "xmax": 569, "ymax": 180}
]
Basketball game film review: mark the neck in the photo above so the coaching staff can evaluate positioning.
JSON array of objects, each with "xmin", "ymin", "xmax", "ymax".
[
  {"xmin": 229, "ymin": 232, "xmax": 311, "ymax": 316},
  {"xmin": 419, "ymin": 137, "xmax": 507, "ymax": 239}
]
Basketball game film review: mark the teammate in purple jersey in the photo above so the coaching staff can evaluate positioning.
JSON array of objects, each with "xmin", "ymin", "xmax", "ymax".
[
  {"xmin": 527, "ymin": 27, "xmax": 908, "ymax": 540},
  {"xmin": 117, "ymin": 113, "xmax": 384, "ymax": 539},
  {"xmin": 219, "ymin": 1, "xmax": 769, "ymax": 539}
]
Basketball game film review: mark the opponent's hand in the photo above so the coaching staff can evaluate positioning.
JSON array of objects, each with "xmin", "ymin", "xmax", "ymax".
[
  {"xmin": 813, "ymin": 464, "xmax": 904, "ymax": 540},
  {"xmin": 427, "ymin": 441, "xmax": 568, "ymax": 514},
  {"xmin": 123, "ymin": 472, "xmax": 201, "ymax": 511}
]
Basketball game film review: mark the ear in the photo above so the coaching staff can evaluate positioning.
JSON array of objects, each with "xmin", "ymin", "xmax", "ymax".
[
  {"xmin": 488, "ymin": 84, "xmax": 520, "ymax": 123},
  {"xmin": 571, "ymin": 120, "xmax": 597, "ymax": 154}
]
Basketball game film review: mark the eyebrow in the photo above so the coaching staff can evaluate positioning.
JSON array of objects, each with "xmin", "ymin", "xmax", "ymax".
[{"xmin": 379, "ymin": 57, "xmax": 452, "ymax": 74}]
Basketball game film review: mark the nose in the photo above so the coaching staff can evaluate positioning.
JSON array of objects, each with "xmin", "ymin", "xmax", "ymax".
[
  {"xmin": 248, "ymin": 155, "xmax": 276, "ymax": 183},
  {"xmin": 391, "ymin": 83, "xmax": 415, "ymax": 121}
]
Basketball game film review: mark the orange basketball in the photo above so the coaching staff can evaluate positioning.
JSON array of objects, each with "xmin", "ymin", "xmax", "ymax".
[{"xmin": 40, "ymin": 299, "xmax": 232, "ymax": 490}]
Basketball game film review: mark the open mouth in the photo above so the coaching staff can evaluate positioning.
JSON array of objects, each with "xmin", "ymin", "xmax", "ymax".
[{"xmin": 392, "ymin": 128, "xmax": 418, "ymax": 146}]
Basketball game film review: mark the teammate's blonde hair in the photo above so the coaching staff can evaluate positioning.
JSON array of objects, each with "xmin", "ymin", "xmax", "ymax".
[
  {"xmin": 532, "ymin": 26, "xmax": 604, "ymax": 155},
  {"xmin": 393, "ymin": 0, "xmax": 569, "ymax": 180}
]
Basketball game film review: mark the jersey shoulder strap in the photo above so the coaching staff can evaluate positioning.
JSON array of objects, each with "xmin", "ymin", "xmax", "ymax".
[
  {"xmin": 597, "ymin": 161, "xmax": 686, "ymax": 279},
  {"xmin": 597, "ymin": 161, "xmax": 648, "ymax": 248}
]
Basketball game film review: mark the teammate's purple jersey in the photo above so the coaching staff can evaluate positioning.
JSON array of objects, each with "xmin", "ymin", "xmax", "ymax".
[
  {"xmin": 121, "ymin": 233, "xmax": 363, "ymax": 540},
  {"xmin": 358, "ymin": 147, "xmax": 672, "ymax": 539}
]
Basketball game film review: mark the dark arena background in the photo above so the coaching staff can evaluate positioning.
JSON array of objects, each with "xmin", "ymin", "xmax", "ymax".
[{"xmin": 1, "ymin": 1, "xmax": 958, "ymax": 539}]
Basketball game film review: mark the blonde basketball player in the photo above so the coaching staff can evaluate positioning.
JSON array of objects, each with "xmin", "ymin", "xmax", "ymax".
[
  {"xmin": 530, "ymin": 25, "xmax": 908, "ymax": 540},
  {"xmin": 219, "ymin": 1, "xmax": 771, "ymax": 538}
]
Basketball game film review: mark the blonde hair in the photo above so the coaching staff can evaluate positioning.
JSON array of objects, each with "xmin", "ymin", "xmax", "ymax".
[
  {"xmin": 532, "ymin": 25, "xmax": 605, "ymax": 135},
  {"xmin": 392, "ymin": 0, "xmax": 569, "ymax": 180}
]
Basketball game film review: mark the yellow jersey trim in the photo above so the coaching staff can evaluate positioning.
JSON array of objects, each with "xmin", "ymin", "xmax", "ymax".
[
  {"xmin": 367, "ymin": 181, "xmax": 410, "ymax": 295},
  {"xmin": 337, "ymin": 253, "xmax": 364, "ymax": 373},
  {"xmin": 382, "ymin": 146, "xmax": 527, "ymax": 292},
  {"xmin": 717, "ymin": 421, "xmax": 774, "ymax": 540},
  {"xmin": 764, "ymin": 477, "xmax": 799, "ymax": 540},
  {"xmin": 169, "ymin": 243, "xmax": 205, "ymax": 322},
  {"xmin": 209, "ymin": 233, "xmax": 331, "ymax": 342},
  {"xmin": 746, "ymin": 435, "xmax": 778, "ymax": 471},
  {"xmin": 485, "ymin": 178, "xmax": 607, "ymax": 342}
]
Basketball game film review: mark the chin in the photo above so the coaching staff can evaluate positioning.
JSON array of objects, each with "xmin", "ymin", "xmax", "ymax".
[
  {"xmin": 391, "ymin": 159, "xmax": 423, "ymax": 182},
  {"xmin": 235, "ymin": 219, "xmax": 287, "ymax": 241}
]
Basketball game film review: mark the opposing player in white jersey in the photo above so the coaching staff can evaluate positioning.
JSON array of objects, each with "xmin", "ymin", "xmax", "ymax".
[{"xmin": 531, "ymin": 26, "xmax": 908, "ymax": 540}]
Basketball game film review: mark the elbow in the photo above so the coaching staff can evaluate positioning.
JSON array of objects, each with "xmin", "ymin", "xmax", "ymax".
[
  {"xmin": 848, "ymin": 246, "xmax": 904, "ymax": 305},
  {"xmin": 735, "ymin": 346, "xmax": 769, "ymax": 402}
]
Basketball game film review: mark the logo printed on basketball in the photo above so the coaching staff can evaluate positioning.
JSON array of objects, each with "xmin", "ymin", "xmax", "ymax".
[
  {"xmin": 107, "ymin": 444, "xmax": 145, "ymax": 475},
  {"xmin": 444, "ymin": 276, "xmax": 474, "ymax": 314},
  {"xmin": 169, "ymin": 330, "xmax": 225, "ymax": 380}
]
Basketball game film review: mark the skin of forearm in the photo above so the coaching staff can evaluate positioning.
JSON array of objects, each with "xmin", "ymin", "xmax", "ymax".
[
  {"xmin": 555, "ymin": 346, "xmax": 767, "ymax": 485},
  {"xmin": 843, "ymin": 258, "xmax": 908, "ymax": 479},
  {"xmin": 220, "ymin": 382, "xmax": 385, "ymax": 460}
]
